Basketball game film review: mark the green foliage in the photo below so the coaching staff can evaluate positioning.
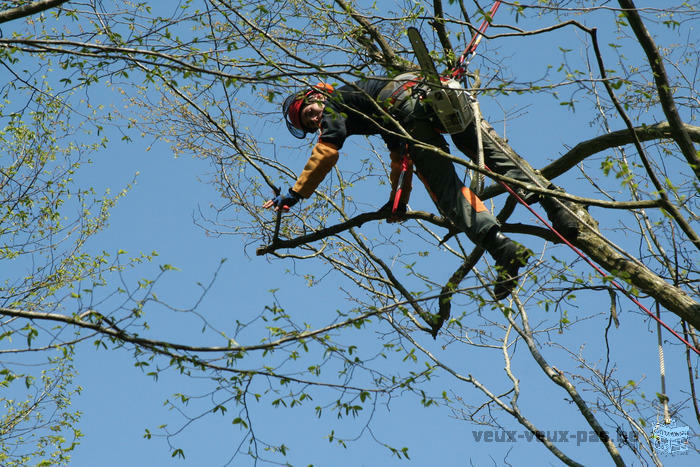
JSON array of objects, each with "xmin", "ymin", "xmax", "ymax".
[
  {"xmin": 0, "ymin": 1, "xmax": 698, "ymax": 465},
  {"xmin": 0, "ymin": 19, "xmax": 150, "ymax": 466},
  {"xmin": 0, "ymin": 350, "xmax": 82, "ymax": 466}
]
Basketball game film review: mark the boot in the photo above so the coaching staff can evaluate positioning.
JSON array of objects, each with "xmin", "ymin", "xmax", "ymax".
[
  {"xmin": 539, "ymin": 186, "xmax": 579, "ymax": 240},
  {"xmin": 540, "ymin": 197, "xmax": 579, "ymax": 241},
  {"xmin": 483, "ymin": 229, "xmax": 533, "ymax": 300}
]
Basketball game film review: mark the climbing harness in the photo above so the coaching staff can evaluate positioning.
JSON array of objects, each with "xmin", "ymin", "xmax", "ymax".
[
  {"xmin": 377, "ymin": 72, "xmax": 421, "ymax": 111},
  {"xmin": 388, "ymin": 7, "xmax": 505, "ymax": 210}
]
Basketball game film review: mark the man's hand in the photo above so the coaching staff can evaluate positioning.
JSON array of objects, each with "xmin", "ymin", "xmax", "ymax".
[
  {"xmin": 378, "ymin": 200, "xmax": 407, "ymax": 223},
  {"xmin": 263, "ymin": 188, "xmax": 300, "ymax": 211}
]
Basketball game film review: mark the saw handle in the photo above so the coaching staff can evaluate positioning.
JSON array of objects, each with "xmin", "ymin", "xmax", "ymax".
[{"xmin": 392, "ymin": 153, "xmax": 411, "ymax": 213}]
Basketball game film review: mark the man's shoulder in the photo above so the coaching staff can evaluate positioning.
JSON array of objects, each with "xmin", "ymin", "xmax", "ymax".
[{"xmin": 336, "ymin": 77, "xmax": 389, "ymax": 98}]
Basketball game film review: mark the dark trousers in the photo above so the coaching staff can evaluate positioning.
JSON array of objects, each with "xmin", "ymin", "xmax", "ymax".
[
  {"xmin": 398, "ymin": 101, "xmax": 499, "ymax": 245},
  {"xmin": 450, "ymin": 122, "xmax": 541, "ymax": 201}
]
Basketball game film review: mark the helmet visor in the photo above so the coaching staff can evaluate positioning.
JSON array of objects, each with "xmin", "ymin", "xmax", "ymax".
[{"xmin": 283, "ymin": 92, "xmax": 308, "ymax": 139}]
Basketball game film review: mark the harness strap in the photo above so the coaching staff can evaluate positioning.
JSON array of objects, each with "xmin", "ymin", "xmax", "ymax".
[{"xmin": 377, "ymin": 73, "xmax": 421, "ymax": 111}]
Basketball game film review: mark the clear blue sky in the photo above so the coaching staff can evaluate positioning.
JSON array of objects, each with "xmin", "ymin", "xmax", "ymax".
[{"xmin": 2, "ymin": 1, "xmax": 696, "ymax": 466}]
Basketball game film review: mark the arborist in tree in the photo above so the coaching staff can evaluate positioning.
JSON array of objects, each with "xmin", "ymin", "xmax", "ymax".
[{"xmin": 262, "ymin": 77, "xmax": 550, "ymax": 301}]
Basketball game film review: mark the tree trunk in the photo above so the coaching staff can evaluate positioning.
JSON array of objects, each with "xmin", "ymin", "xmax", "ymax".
[{"xmin": 484, "ymin": 123, "xmax": 700, "ymax": 330}]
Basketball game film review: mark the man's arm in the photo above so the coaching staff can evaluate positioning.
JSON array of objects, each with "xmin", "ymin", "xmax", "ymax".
[{"xmin": 292, "ymin": 141, "xmax": 340, "ymax": 198}]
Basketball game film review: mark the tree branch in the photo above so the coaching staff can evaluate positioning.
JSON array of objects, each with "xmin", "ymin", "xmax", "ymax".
[
  {"xmin": 0, "ymin": 0, "xmax": 69, "ymax": 25},
  {"xmin": 395, "ymin": 319, "xmax": 585, "ymax": 466},
  {"xmin": 333, "ymin": 0, "xmax": 403, "ymax": 72},
  {"xmin": 508, "ymin": 298, "xmax": 625, "ymax": 466},
  {"xmin": 431, "ymin": 0, "xmax": 455, "ymax": 68},
  {"xmin": 467, "ymin": 122, "xmax": 700, "ymax": 330},
  {"xmin": 588, "ymin": 27, "xmax": 700, "ymax": 252},
  {"xmin": 0, "ymin": 305, "xmax": 386, "ymax": 354},
  {"xmin": 618, "ymin": 0, "xmax": 700, "ymax": 182},
  {"xmin": 537, "ymin": 122, "xmax": 700, "ymax": 182},
  {"xmin": 477, "ymin": 122, "xmax": 699, "ymax": 205},
  {"xmin": 256, "ymin": 210, "xmax": 448, "ymax": 255}
]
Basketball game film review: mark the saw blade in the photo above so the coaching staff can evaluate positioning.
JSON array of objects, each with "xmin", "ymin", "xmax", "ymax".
[{"xmin": 407, "ymin": 27, "xmax": 441, "ymax": 84}]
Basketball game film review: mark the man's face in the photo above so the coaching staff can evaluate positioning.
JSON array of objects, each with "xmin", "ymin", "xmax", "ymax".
[{"xmin": 300, "ymin": 94, "xmax": 326, "ymax": 132}]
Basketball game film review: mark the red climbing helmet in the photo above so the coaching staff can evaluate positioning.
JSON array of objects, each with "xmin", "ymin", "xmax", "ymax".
[{"xmin": 282, "ymin": 82, "xmax": 334, "ymax": 139}]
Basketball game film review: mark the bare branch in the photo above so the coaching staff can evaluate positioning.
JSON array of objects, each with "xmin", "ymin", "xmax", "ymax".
[
  {"xmin": 0, "ymin": 0, "xmax": 69, "ymax": 25},
  {"xmin": 538, "ymin": 122, "xmax": 700, "ymax": 182},
  {"xmin": 333, "ymin": 0, "xmax": 403, "ymax": 71},
  {"xmin": 431, "ymin": 0, "xmax": 455, "ymax": 68},
  {"xmin": 508, "ymin": 298, "xmax": 625, "ymax": 466},
  {"xmin": 588, "ymin": 27, "xmax": 700, "ymax": 251},
  {"xmin": 618, "ymin": 0, "xmax": 700, "ymax": 181}
]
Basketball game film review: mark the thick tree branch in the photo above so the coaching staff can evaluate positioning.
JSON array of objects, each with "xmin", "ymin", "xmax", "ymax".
[
  {"xmin": 618, "ymin": 0, "xmax": 700, "ymax": 182},
  {"xmin": 575, "ymin": 208, "xmax": 700, "ymax": 329},
  {"xmin": 0, "ymin": 0, "xmax": 69, "ymax": 24},
  {"xmin": 431, "ymin": 0, "xmax": 455, "ymax": 68},
  {"xmin": 538, "ymin": 122, "xmax": 700, "ymax": 182},
  {"xmin": 588, "ymin": 27, "xmax": 700, "ymax": 252},
  {"xmin": 470, "ymin": 123, "xmax": 700, "ymax": 330},
  {"xmin": 256, "ymin": 210, "xmax": 447, "ymax": 255},
  {"xmin": 333, "ymin": 0, "xmax": 403, "ymax": 72},
  {"xmin": 256, "ymin": 207, "xmax": 569, "ymax": 258}
]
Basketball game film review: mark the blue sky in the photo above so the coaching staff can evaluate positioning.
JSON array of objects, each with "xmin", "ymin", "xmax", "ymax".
[{"xmin": 1, "ymin": 1, "xmax": 697, "ymax": 466}]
